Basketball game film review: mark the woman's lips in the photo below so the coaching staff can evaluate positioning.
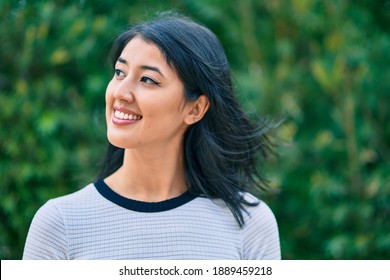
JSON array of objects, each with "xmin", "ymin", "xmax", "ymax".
[
  {"xmin": 114, "ymin": 110, "xmax": 142, "ymax": 120},
  {"xmin": 112, "ymin": 106, "xmax": 142, "ymax": 125}
]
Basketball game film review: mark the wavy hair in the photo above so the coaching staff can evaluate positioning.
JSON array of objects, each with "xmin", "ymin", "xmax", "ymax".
[{"xmin": 100, "ymin": 12, "xmax": 276, "ymax": 227}]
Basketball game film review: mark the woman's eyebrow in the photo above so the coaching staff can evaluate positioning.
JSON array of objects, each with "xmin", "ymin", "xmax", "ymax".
[
  {"xmin": 141, "ymin": 65, "xmax": 164, "ymax": 77},
  {"xmin": 117, "ymin": 57, "xmax": 127, "ymax": 64},
  {"xmin": 117, "ymin": 57, "xmax": 164, "ymax": 77}
]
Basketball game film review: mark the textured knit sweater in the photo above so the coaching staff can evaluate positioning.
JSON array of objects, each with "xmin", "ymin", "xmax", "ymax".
[{"xmin": 23, "ymin": 179, "xmax": 281, "ymax": 260}]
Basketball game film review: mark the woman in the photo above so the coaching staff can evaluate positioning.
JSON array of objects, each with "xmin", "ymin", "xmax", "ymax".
[{"xmin": 23, "ymin": 12, "xmax": 281, "ymax": 260}]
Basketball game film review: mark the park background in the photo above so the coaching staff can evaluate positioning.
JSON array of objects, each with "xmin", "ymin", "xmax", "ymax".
[{"xmin": 0, "ymin": 0, "xmax": 389, "ymax": 259}]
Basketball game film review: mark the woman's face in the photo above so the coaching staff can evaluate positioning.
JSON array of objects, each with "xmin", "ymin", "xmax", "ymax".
[{"xmin": 105, "ymin": 36, "xmax": 192, "ymax": 151}]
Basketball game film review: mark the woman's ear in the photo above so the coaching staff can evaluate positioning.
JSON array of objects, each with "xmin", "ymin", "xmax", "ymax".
[{"xmin": 184, "ymin": 95, "xmax": 210, "ymax": 125}]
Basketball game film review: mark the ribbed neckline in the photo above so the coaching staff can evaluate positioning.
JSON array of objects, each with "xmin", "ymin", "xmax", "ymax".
[{"xmin": 94, "ymin": 179, "xmax": 197, "ymax": 213}]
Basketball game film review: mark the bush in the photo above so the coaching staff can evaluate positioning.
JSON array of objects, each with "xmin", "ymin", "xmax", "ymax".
[{"xmin": 1, "ymin": 0, "xmax": 389, "ymax": 259}]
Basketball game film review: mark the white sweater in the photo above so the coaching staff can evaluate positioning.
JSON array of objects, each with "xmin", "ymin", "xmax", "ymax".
[{"xmin": 23, "ymin": 179, "xmax": 281, "ymax": 260}]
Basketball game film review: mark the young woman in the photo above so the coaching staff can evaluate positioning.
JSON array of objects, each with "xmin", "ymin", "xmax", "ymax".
[{"xmin": 23, "ymin": 12, "xmax": 281, "ymax": 260}]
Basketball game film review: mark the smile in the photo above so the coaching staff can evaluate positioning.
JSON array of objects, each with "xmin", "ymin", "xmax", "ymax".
[{"xmin": 114, "ymin": 110, "xmax": 142, "ymax": 120}]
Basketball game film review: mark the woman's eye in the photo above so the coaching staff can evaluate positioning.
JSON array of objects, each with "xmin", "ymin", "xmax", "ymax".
[
  {"xmin": 140, "ymin": 76, "xmax": 160, "ymax": 85},
  {"xmin": 114, "ymin": 69, "xmax": 125, "ymax": 78}
]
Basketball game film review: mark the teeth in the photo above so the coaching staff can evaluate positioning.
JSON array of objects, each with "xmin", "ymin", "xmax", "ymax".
[{"xmin": 114, "ymin": 110, "xmax": 142, "ymax": 120}]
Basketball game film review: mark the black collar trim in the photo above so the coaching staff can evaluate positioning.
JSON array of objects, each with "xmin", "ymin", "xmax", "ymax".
[{"xmin": 94, "ymin": 179, "xmax": 197, "ymax": 213}]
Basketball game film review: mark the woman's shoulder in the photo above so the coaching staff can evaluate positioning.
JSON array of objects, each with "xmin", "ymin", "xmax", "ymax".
[
  {"xmin": 23, "ymin": 183, "xmax": 97, "ymax": 260},
  {"xmin": 195, "ymin": 192, "xmax": 281, "ymax": 259},
  {"xmin": 189, "ymin": 192, "xmax": 278, "ymax": 230},
  {"xmin": 240, "ymin": 193, "xmax": 281, "ymax": 260},
  {"xmin": 240, "ymin": 193, "xmax": 278, "ymax": 230},
  {"xmin": 35, "ymin": 182, "xmax": 98, "ymax": 215}
]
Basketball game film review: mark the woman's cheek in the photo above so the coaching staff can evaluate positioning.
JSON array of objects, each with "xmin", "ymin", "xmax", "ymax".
[{"xmin": 105, "ymin": 80, "xmax": 115, "ymax": 102}]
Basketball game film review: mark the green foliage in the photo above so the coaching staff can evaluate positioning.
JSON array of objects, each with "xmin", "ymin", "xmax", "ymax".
[{"xmin": 1, "ymin": 0, "xmax": 389, "ymax": 259}]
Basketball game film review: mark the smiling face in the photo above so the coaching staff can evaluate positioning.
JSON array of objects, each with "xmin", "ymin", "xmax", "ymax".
[{"xmin": 105, "ymin": 36, "xmax": 193, "ymax": 151}]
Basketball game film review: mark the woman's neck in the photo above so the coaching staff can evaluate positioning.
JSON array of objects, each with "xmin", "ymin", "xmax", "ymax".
[{"xmin": 104, "ymin": 144, "xmax": 187, "ymax": 202}]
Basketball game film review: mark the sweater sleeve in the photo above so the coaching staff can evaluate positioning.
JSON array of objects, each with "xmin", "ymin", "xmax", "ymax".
[
  {"xmin": 241, "ymin": 200, "xmax": 281, "ymax": 260},
  {"xmin": 23, "ymin": 199, "xmax": 69, "ymax": 260}
]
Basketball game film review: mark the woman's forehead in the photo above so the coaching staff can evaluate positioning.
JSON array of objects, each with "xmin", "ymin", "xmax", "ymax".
[{"xmin": 120, "ymin": 37, "xmax": 164, "ymax": 62}]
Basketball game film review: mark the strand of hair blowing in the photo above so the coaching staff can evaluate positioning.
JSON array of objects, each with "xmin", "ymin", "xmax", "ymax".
[{"xmin": 183, "ymin": 76, "xmax": 275, "ymax": 228}]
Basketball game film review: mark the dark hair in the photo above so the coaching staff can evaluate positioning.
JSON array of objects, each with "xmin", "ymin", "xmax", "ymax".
[{"xmin": 100, "ymin": 12, "xmax": 276, "ymax": 227}]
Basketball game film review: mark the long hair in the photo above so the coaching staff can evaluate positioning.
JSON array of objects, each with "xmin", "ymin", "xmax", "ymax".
[{"xmin": 100, "ymin": 12, "xmax": 276, "ymax": 227}]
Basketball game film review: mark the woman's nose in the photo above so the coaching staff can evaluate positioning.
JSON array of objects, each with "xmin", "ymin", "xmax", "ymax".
[{"xmin": 112, "ymin": 78, "xmax": 135, "ymax": 103}]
